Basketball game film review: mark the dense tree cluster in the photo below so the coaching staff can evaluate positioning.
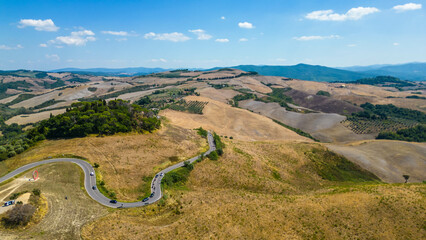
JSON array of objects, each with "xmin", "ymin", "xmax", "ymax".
[
  {"xmin": 349, "ymin": 76, "xmax": 415, "ymax": 87},
  {"xmin": 0, "ymin": 99, "xmax": 161, "ymax": 161},
  {"xmin": 348, "ymin": 102, "xmax": 426, "ymax": 142},
  {"xmin": 0, "ymin": 81, "xmax": 33, "ymax": 99},
  {"xmin": 377, "ymin": 125, "xmax": 426, "ymax": 142},
  {"xmin": 27, "ymin": 99, "xmax": 160, "ymax": 139},
  {"xmin": 231, "ymin": 92, "xmax": 258, "ymax": 107},
  {"xmin": 352, "ymin": 102, "xmax": 426, "ymax": 123}
]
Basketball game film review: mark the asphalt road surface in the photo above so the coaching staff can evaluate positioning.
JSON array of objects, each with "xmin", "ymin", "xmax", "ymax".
[{"xmin": 0, "ymin": 132, "xmax": 216, "ymax": 208}]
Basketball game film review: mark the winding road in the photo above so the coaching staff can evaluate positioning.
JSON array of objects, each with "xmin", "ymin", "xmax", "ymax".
[{"xmin": 0, "ymin": 132, "xmax": 216, "ymax": 208}]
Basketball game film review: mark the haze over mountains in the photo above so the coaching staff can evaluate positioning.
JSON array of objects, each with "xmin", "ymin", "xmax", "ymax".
[
  {"xmin": 340, "ymin": 62, "xmax": 426, "ymax": 81},
  {"xmin": 49, "ymin": 62, "xmax": 426, "ymax": 82}
]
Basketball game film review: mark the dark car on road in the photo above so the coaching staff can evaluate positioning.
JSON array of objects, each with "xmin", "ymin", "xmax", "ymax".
[
  {"xmin": 3, "ymin": 200, "xmax": 15, "ymax": 206},
  {"xmin": 110, "ymin": 200, "xmax": 117, "ymax": 204},
  {"xmin": 92, "ymin": 186, "xmax": 96, "ymax": 190},
  {"xmin": 150, "ymin": 192, "xmax": 155, "ymax": 198},
  {"xmin": 142, "ymin": 197, "xmax": 149, "ymax": 202}
]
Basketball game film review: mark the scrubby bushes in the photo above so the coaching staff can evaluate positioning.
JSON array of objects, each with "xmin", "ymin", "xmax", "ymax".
[
  {"xmin": 205, "ymin": 133, "xmax": 224, "ymax": 160},
  {"xmin": 305, "ymin": 148, "xmax": 379, "ymax": 182},
  {"xmin": 316, "ymin": 90, "xmax": 331, "ymax": 97},
  {"xmin": 1, "ymin": 204, "xmax": 35, "ymax": 226},
  {"xmin": 1, "ymin": 189, "xmax": 42, "ymax": 227},
  {"xmin": 162, "ymin": 167, "xmax": 192, "ymax": 187},
  {"xmin": 195, "ymin": 127, "xmax": 208, "ymax": 138},
  {"xmin": 213, "ymin": 133, "xmax": 224, "ymax": 155},
  {"xmin": 207, "ymin": 150, "xmax": 219, "ymax": 160}
]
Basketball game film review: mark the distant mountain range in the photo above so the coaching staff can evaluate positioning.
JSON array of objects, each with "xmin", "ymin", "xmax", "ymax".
[
  {"xmin": 51, "ymin": 67, "xmax": 171, "ymax": 76},
  {"xmin": 49, "ymin": 62, "xmax": 426, "ymax": 81},
  {"xmin": 219, "ymin": 64, "xmax": 371, "ymax": 82},
  {"xmin": 339, "ymin": 62, "xmax": 426, "ymax": 81}
]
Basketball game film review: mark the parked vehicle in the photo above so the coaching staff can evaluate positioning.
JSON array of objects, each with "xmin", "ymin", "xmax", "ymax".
[
  {"xmin": 3, "ymin": 200, "xmax": 15, "ymax": 207},
  {"xmin": 142, "ymin": 197, "xmax": 149, "ymax": 202},
  {"xmin": 110, "ymin": 200, "xmax": 117, "ymax": 204}
]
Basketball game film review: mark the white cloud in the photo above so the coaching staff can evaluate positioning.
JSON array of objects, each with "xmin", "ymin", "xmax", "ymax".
[
  {"xmin": 276, "ymin": 58, "xmax": 287, "ymax": 62},
  {"xmin": 18, "ymin": 19, "xmax": 59, "ymax": 31},
  {"xmin": 0, "ymin": 45, "xmax": 12, "ymax": 50},
  {"xmin": 49, "ymin": 30, "xmax": 96, "ymax": 46},
  {"xmin": 221, "ymin": 16, "xmax": 226, "ymax": 20},
  {"xmin": 189, "ymin": 29, "xmax": 212, "ymax": 40},
  {"xmin": 151, "ymin": 58, "xmax": 167, "ymax": 63},
  {"xmin": 238, "ymin": 22, "xmax": 254, "ymax": 29},
  {"xmin": 239, "ymin": 38, "xmax": 248, "ymax": 42},
  {"xmin": 0, "ymin": 44, "xmax": 23, "ymax": 50},
  {"xmin": 393, "ymin": 3, "xmax": 422, "ymax": 12},
  {"xmin": 39, "ymin": 43, "xmax": 48, "ymax": 47},
  {"xmin": 45, "ymin": 54, "xmax": 60, "ymax": 61},
  {"xmin": 306, "ymin": 7, "xmax": 379, "ymax": 21},
  {"xmin": 215, "ymin": 38, "xmax": 229, "ymax": 43},
  {"xmin": 144, "ymin": 32, "xmax": 190, "ymax": 42},
  {"xmin": 116, "ymin": 38, "xmax": 128, "ymax": 42},
  {"xmin": 101, "ymin": 30, "xmax": 128, "ymax": 36},
  {"xmin": 393, "ymin": 42, "xmax": 400, "ymax": 46},
  {"xmin": 293, "ymin": 35, "xmax": 341, "ymax": 41}
]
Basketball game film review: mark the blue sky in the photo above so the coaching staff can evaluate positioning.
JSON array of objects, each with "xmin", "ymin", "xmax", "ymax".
[{"xmin": 1, "ymin": 0, "xmax": 425, "ymax": 70}]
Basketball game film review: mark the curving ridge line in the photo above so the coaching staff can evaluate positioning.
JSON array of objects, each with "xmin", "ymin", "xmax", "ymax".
[{"xmin": 0, "ymin": 132, "xmax": 216, "ymax": 208}]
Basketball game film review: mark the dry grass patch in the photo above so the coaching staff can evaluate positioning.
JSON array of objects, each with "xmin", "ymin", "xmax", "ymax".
[
  {"xmin": 5, "ymin": 109, "xmax": 66, "ymax": 125},
  {"xmin": 327, "ymin": 140, "xmax": 426, "ymax": 183},
  {"xmin": 0, "ymin": 163, "xmax": 107, "ymax": 240},
  {"xmin": 82, "ymin": 139, "xmax": 424, "ymax": 239},
  {"xmin": 1, "ymin": 125, "xmax": 207, "ymax": 201},
  {"xmin": 160, "ymin": 96, "xmax": 311, "ymax": 142}
]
